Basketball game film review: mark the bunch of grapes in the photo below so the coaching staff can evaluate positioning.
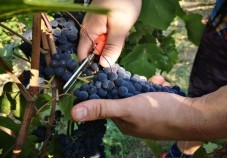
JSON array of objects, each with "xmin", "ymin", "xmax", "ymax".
[
  {"xmin": 58, "ymin": 120, "xmax": 106, "ymax": 158},
  {"xmin": 32, "ymin": 110, "xmax": 63, "ymax": 143},
  {"xmin": 56, "ymin": 63, "xmax": 186, "ymax": 158}
]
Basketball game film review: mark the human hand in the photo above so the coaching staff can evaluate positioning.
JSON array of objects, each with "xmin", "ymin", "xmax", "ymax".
[
  {"xmin": 71, "ymin": 92, "xmax": 192, "ymax": 139},
  {"xmin": 77, "ymin": 0, "xmax": 142, "ymax": 67}
]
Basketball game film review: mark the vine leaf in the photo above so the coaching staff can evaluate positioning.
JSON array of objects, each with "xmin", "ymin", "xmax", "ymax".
[
  {"xmin": 0, "ymin": 94, "xmax": 11, "ymax": 115},
  {"xmin": 1, "ymin": 82, "xmax": 26, "ymax": 119},
  {"xmin": 203, "ymin": 142, "xmax": 218, "ymax": 154},
  {"xmin": 0, "ymin": 116, "xmax": 20, "ymax": 135},
  {"xmin": 0, "ymin": 130, "xmax": 16, "ymax": 157},
  {"xmin": 59, "ymin": 94, "xmax": 76, "ymax": 120},
  {"xmin": 182, "ymin": 14, "xmax": 204, "ymax": 46},
  {"xmin": 21, "ymin": 135, "xmax": 39, "ymax": 158},
  {"xmin": 0, "ymin": 0, "xmax": 108, "ymax": 21},
  {"xmin": 145, "ymin": 140, "xmax": 162, "ymax": 156},
  {"xmin": 139, "ymin": 0, "xmax": 180, "ymax": 30}
]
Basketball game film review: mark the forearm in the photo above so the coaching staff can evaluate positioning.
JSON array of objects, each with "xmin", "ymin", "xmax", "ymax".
[{"xmin": 147, "ymin": 86, "xmax": 227, "ymax": 140}]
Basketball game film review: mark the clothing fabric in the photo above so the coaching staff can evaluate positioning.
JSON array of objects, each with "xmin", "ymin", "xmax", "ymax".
[
  {"xmin": 188, "ymin": 0, "xmax": 227, "ymax": 97},
  {"xmin": 211, "ymin": 0, "xmax": 227, "ymax": 39}
]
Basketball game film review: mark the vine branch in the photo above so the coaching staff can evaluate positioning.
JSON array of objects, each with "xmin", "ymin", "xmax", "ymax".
[{"xmin": 12, "ymin": 13, "xmax": 42, "ymax": 158}]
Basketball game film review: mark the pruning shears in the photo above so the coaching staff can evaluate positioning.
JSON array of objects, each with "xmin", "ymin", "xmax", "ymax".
[{"xmin": 63, "ymin": 34, "xmax": 107, "ymax": 93}]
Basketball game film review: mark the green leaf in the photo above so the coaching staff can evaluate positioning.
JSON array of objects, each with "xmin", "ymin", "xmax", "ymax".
[
  {"xmin": 0, "ymin": 0, "xmax": 108, "ymax": 20},
  {"xmin": 0, "ymin": 116, "xmax": 20, "ymax": 134},
  {"xmin": 182, "ymin": 14, "xmax": 204, "ymax": 46},
  {"xmin": 16, "ymin": 14, "xmax": 33, "ymax": 29},
  {"xmin": 139, "ymin": 0, "xmax": 180, "ymax": 30},
  {"xmin": 0, "ymin": 131, "xmax": 15, "ymax": 157},
  {"xmin": 1, "ymin": 82, "xmax": 26, "ymax": 119},
  {"xmin": 21, "ymin": 135, "xmax": 38, "ymax": 157},
  {"xmin": 59, "ymin": 94, "xmax": 76, "ymax": 120},
  {"xmin": 121, "ymin": 44, "xmax": 161, "ymax": 77},
  {"xmin": 193, "ymin": 146, "xmax": 211, "ymax": 158},
  {"xmin": 144, "ymin": 140, "xmax": 162, "ymax": 156},
  {"xmin": 203, "ymin": 142, "xmax": 218, "ymax": 154},
  {"xmin": 47, "ymin": 134, "xmax": 62, "ymax": 158},
  {"xmin": 0, "ymin": 94, "xmax": 11, "ymax": 115},
  {"xmin": 211, "ymin": 138, "xmax": 227, "ymax": 145},
  {"xmin": 12, "ymin": 93, "xmax": 26, "ymax": 119},
  {"xmin": 159, "ymin": 34, "xmax": 179, "ymax": 72},
  {"xmin": 36, "ymin": 94, "xmax": 52, "ymax": 110}
]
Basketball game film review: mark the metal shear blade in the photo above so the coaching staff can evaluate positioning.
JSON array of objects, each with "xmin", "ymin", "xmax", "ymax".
[{"xmin": 63, "ymin": 34, "xmax": 107, "ymax": 93}]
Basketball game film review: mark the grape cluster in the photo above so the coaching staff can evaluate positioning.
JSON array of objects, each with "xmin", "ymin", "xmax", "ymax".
[
  {"xmin": 57, "ymin": 63, "xmax": 186, "ymax": 158},
  {"xmin": 58, "ymin": 120, "xmax": 106, "ymax": 158},
  {"xmin": 32, "ymin": 110, "xmax": 63, "ymax": 143},
  {"xmin": 74, "ymin": 64, "xmax": 186, "ymax": 102},
  {"xmin": 43, "ymin": 15, "xmax": 82, "ymax": 81}
]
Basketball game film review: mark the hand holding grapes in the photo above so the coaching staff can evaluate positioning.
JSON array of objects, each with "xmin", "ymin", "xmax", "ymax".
[
  {"xmin": 77, "ymin": 0, "xmax": 141, "ymax": 67},
  {"xmin": 71, "ymin": 80, "xmax": 227, "ymax": 140}
]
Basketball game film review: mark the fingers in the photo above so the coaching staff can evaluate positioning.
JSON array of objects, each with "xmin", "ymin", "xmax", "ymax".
[
  {"xmin": 77, "ymin": 32, "xmax": 98, "ymax": 63},
  {"xmin": 71, "ymin": 98, "xmax": 129, "ymax": 122},
  {"xmin": 99, "ymin": 32, "xmax": 126, "ymax": 67},
  {"xmin": 149, "ymin": 75, "xmax": 171, "ymax": 86}
]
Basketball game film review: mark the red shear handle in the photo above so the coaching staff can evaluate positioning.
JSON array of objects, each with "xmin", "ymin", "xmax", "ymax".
[{"xmin": 93, "ymin": 34, "xmax": 107, "ymax": 55}]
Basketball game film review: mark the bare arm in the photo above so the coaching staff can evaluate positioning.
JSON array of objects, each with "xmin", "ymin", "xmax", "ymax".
[{"xmin": 71, "ymin": 86, "xmax": 227, "ymax": 141}]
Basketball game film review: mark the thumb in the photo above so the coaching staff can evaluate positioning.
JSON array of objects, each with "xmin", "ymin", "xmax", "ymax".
[
  {"xmin": 71, "ymin": 99, "xmax": 127, "ymax": 122},
  {"xmin": 99, "ymin": 33, "xmax": 126, "ymax": 67}
]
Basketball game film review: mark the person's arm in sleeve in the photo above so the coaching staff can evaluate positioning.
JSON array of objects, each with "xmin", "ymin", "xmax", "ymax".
[{"xmin": 71, "ymin": 85, "xmax": 227, "ymax": 141}]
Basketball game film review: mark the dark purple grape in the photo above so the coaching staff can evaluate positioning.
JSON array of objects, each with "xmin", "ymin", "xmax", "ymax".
[
  {"xmin": 85, "ymin": 69, "xmax": 93, "ymax": 76},
  {"xmin": 89, "ymin": 94, "xmax": 100, "ymax": 99},
  {"xmin": 58, "ymin": 60, "xmax": 67, "ymax": 68},
  {"xmin": 53, "ymin": 28, "xmax": 61, "ymax": 36},
  {"xmin": 97, "ymin": 88, "xmax": 108, "ymax": 97},
  {"xmin": 117, "ymin": 86, "xmax": 128, "ymax": 97},
  {"xmin": 97, "ymin": 73, "xmax": 107, "ymax": 82},
  {"xmin": 67, "ymin": 59, "xmax": 78, "ymax": 71},
  {"xmin": 54, "ymin": 67, "xmax": 64, "ymax": 77},
  {"xmin": 101, "ymin": 80, "xmax": 114, "ymax": 91},
  {"xmin": 142, "ymin": 84, "xmax": 150, "ymax": 92},
  {"xmin": 56, "ymin": 17, "xmax": 66, "ymax": 26},
  {"xmin": 50, "ymin": 60, "xmax": 59, "ymax": 68},
  {"xmin": 77, "ymin": 91, "xmax": 88, "ymax": 101},
  {"xmin": 67, "ymin": 33, "xmax": 77, "ymax": 42},
  {"xmin": 63, "ymin": 53, "xmax": 72, "ymax": 61},
  {"xmin": 61, "ymin": 28, "xmax": 69, "ymax": 35},
  {"xmin": 134, "ymin": 83, "xmax": 142, "ymax": 92},
  {"xmin": 65, "ymin": 22, "xmax": 75, "ymax": 30},
  {"xmin": 45, "ymin": 67, "xmax": 54, "ymax": 76},
  {"xmin": 52, "ymin": 53, "xmax": 61, "ymax": 61},
  {"xmin": 62, "ymin": 71, "xmax": 73, "ymax": 81},
  {"xmin": 57, "ymin": 35, "xmax": 68, "ymax": 44},
  {"xmin": 50, "ymin": 20, "xmax": 58, "ymax": 27},
  {"xmin": 91, "ymin": 63, "xmax": 99, "ymax": 72},
  {"xmin": 80, "ymin": 84, "xmax": 89, "ymax": 91},
  {"xmin": 114, "ymin": 78, "xmax": 125, "ymax": 87}
]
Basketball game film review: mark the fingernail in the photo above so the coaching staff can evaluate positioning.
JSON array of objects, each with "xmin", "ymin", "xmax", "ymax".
[{"xmin": 75, "ymin": 107, "xmax": 87, "ymax": 120}]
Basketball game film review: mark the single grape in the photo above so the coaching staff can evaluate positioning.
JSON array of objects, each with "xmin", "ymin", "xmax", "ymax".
[
  {"xmin": 45, "ymin": 67, "xmax": 54, "ymax": 76},
  {"xmin": 62, "ymin": 71, "xmax": 73, "ymax": 81},
  {"xmin": 50, "ymin": 60, "xmax": 59, "ymax": 68},
  {"xmin": 54, "ymin": 67, "xmax": 64, "ymax": 77}
]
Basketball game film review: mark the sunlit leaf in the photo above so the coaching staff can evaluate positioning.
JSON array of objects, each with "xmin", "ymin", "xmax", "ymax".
[
  {"xmin": 0, "ymin": 0, "xmax": 108, "ymax": 21},
  {"xmin": 183, "ymin": 14, "xmax": 204, "ymax": 46},
  {"xmin": 139, "ymin": 0, "xmax": 180, "ymax": 30}
]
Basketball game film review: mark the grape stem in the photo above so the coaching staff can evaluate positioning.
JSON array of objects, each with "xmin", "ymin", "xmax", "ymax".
[
  {"xmin": 35, "ymin": 93, "xmax": 75, "ymax": 115},
  {"xmin": 38, "ymin": 78, "xmax": 57, "ymax": 158}
]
